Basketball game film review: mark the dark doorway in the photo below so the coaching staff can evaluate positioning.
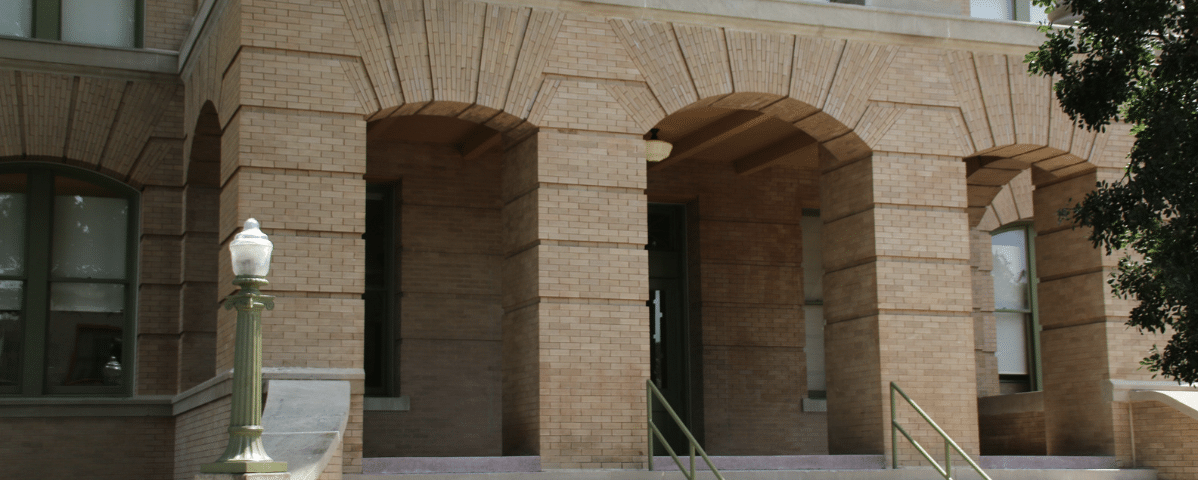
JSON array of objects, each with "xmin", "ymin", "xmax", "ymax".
[{"xmin": 648, "ymin": 203, "xmax": 692, "ymax": 454}]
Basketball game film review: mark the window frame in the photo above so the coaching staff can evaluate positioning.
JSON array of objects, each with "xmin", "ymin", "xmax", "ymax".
[
  {"xmin": 0, "ymin": 162, "xmax": 139, "ymax": 397},
  {"xmin": 971, "ymin": 0, "xmax": 1047, "ymax": 22},
  {"xmin": 10, "ymin": 0, "xmax": 145, "ymax": 49},
  {"xmin": 363, "ymin": 182, "xmax": 397, "ymax": 398},
  {"xmin": 990, "ymin": 223, "xmax": 1042, "ymax": 392}
]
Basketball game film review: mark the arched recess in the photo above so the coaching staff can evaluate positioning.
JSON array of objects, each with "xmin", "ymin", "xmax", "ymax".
[
  {"xmin": 644, "ymin": 92, "xmax": 870, "ymax": 456},
  {"xmin": 178, "ymin": 101, "xmax": 222, "ymax": 392},
  {"xmin": 964, "ymin": 124, "xmax": 1161, "ymax": 458},
  {"xmin": 360, "ymin": 101, "xmax": 527, "ymax": 458}
]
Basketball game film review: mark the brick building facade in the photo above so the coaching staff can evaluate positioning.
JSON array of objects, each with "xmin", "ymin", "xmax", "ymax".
[{"xmin": 1, "ymin": 0, "xmax": 1195, "ymax": 479}]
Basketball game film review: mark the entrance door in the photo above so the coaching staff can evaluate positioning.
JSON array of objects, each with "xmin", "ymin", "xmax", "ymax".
[{"xmin": 648, "ymin": 203, "xmax": 691, "ymax": 454}]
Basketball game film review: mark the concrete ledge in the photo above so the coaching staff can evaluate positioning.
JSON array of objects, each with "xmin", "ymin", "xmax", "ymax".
[
  {"xmin": 1108, "ymin": 379, "xmax": 1198, "ymax": 402},
  {"xmin": 978, "ymin": 391, "xmax": 1043, "ymax": 416},
  {"xmin": 262, "ymin": 380, "xmax": 351, "ymax": 480},
  {"xmin": 0, "ymin": 36, "xmax": 177, "ymax": 79},
  {"xmin": 347, "ymin": 468, "xmax": 1157, "ymax": 480},
  {"xmin": 652, "ymin": 455, "xmax": 885, "ymax": 471},
  {"xmin": 173, "ymin": 368, "xmax": 363, "ymax": 416},
  {"xmin": 363, "ymin": 457, "xmax": 542, "ymax": 474},
  {"xmin": 980, "ymin": 456, "xmax": 1119, "ymax": 469},
  {"xmin": 1129, "ymin": 389, "xmax": 1198, "ymax": 422}
]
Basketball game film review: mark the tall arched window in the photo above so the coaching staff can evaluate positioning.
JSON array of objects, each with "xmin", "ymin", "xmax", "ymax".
[{"xmin": 0, "ymin": 164, "xmax": 138, "ymax": 396}]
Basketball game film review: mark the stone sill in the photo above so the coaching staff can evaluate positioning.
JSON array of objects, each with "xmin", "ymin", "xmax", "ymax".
[{"xmin": 0, "ymin": 36, "xmax": 177, "ymax": 80}]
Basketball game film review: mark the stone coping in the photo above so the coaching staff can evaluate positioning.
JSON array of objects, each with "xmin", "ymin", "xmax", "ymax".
[
  {"xmin": 0, "ymin": 36, "xmax": 177, "ymax": 81},
  {"xmin": 0, "ymin": 367, "xmax": 362, "ymax": 418},
  {"xmin": 978, "ymin": 390, "xmax": 1043, "ymax": 416},
  {"xmin": 1107, "ymin": 378, "xmax": 1198, "ymax": 403},
  {"xmin": 1128, "ymin": 389, "xmax": 1198, "ymax": 422}
]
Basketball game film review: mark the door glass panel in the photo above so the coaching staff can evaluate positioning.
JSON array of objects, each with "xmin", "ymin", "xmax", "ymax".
[
  {"xmin": 0, "ymin": 281, "xmax": 23, "ymax": 389},
  {"xmin": 52, "ymin": 194, "xmax": 128, "ymax": 280},
  {"xmin": 61, "ymin": 0, "xmax": 137, "ymax": 48},
  {"xmin": 0, "ymin": 0, "xmax": 32, "ymax": 38}
]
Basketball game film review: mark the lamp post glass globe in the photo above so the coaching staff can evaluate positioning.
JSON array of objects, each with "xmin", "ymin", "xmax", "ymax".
[{"xmin": 230, "ymin": 218, "xmax": 272, "ymax": 276}]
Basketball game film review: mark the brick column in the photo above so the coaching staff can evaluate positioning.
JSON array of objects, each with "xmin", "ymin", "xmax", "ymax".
[
  {"xmin": 501, "ymin": 130, "xmax": 649, "ymax": 469},
  {"xmin": 216, "ymin": 105, "xmax": 367, "ymax": 471},
  {"xmin": 1033, "ymin": 169, "xmax": 1150, "ymax": 457},
  {"xmin": 821, "ymin": 152, "xmax": 978, "ymax": 459}
]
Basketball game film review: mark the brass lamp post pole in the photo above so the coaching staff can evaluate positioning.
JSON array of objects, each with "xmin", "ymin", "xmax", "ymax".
[{"xmin": 201, "ymin": 219, "xmax": 287, "ymax": 474}]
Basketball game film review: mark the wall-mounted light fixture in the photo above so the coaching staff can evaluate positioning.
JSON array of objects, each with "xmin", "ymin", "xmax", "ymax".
[{"xmin": 645, "ymin": 128, "xmax": 673, "ymax": 162}]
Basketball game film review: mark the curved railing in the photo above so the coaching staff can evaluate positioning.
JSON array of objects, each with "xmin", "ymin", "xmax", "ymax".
[{"xmin": 646, "ymin": 380, "xmax": 726, "ymax": 480}]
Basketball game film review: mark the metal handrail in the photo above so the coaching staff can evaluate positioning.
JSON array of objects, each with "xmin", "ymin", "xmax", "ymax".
[
  {"xmin": 646, "ymin": 380, "xmax": 726, "ymax": 480},
  {"xmin": 890, "ymin": 382, "xmax": 992, "ymax": 480}
]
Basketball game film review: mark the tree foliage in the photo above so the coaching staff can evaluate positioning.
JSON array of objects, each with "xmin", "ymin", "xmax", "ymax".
[{"xmin": 1026, "ymin": 0, "xmax": 1198, "ymax": 383}]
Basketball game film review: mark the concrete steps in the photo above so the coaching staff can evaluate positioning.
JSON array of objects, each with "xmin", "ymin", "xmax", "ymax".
[{"xmin": 349, "ymin": 456, "xmax": 1156, "ymax": 480}]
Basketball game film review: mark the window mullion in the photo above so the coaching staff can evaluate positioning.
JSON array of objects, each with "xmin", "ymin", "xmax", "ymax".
[
  {"xmin": 20, "ymin": 171, "xmax": 52, "ymax": 395},
  {"xmin": 32, "ymin": 0, "xmax": 60, "ymax": 40}
]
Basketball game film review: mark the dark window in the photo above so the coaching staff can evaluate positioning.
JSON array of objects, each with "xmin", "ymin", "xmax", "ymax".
[
  {"xmin": 0, "ymin": 164, "xmax": 138, "ymax": 396},
  {"xmin": 0, "ymin": 0, "xmax": 143, "ymax": 48}
]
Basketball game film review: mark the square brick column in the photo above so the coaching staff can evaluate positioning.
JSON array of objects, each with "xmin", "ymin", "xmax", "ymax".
[
  {"xmin": 821, "ymin": 152, "xmax": 979, "ymax": 460},
  {"xmin": 501, "ymin": 130, "xmax": 649, "ymax": 469},
  {"xmin": 217, "ymin": 105, "xmax": 368, "ymax": 473},
  {"xmin": 1033, "ymin": 169, "xmax": 1152, "ymax": 458}
]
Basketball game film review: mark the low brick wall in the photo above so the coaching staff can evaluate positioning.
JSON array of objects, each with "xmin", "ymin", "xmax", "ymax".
[
  {"xmin": 1, "ymin": 416, "xmax": 174, "ymax": 479},
  {"xmin": 978, "ymin": 391, "xmax": 1046, "ymax": 455},
  {"xmin": 1132, "ymin": 400, "xmax": 1198, "ymax": 479}
]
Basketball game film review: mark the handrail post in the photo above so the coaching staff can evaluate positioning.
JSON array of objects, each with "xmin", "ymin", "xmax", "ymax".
[
  {"xmin": 647, "ymin": 381, "xmax": 654, "ymax": 472},
  {"xmin": 944, "ymin": 439, "xmax": 951, "ymax": 478},
  {"xmin": 689, "ymin": 443, "xmax": 695, "ymax": 477},
  {"xmin": 890, "ymin": 382, "xmax": 897, "ymax": 469}
]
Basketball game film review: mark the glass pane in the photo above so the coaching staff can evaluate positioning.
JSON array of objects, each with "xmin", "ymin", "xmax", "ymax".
[
  {"xmin": 650, "ymin": 289, "xmax": 665, "ymax": 389},
  {"xmin": 971, "ymin": 0, "xmax": 1013, "ymax": 20},
  {"xmin": 801, "ymin": 215, "xmax": 823, "ymax": 302},
  {"xmin": 996, "ymin": 311, "xmax": 1029, "ymax": 375},
  {"xmin": 992, "ymin": 229, "xmax": 1029, "ymax": 311},
  {"xmin": 1029, "ymin": 1, "xmax": 1049, "ymax": 23},
  {"xmin": 51, "ymin": 283, "xmax": 125, "ymax": 313},
  {"xmin": 44, "ymin": 309, "xmax": 123, "ymax": 387},
  {"xmin": 61, "ymin": 0, "xmax": 136, "ymax": 48},
  {"xmin": 0, "ymin": 0, "xmax": 32, "ymax": 38},
  {"xmin": 0, "ymin": 281, "xmax": 23, "ymax": 388},
  {"xmin": 0, "ymin": 191, "xmax": 26, "ymax": 276},
  {"xmin": 52, "ymin": 194, "xmax": 128, "ymax": 280}
]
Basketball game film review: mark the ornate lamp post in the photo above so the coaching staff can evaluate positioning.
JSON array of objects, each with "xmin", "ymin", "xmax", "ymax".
[{"xmin": 201, "ymin": 218, "xmax": 288, "ymax": 474}]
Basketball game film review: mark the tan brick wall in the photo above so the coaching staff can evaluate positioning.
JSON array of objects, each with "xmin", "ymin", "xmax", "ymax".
[
  {"xmin": 0, "ymin": 416, "xmax": 174, "ymax": 479},
  {"xmin": 979, "ymin": 410, "xmax": 1046, "ymax": 455},
  {"xmin": 648, "ymin": 155, "xmax": 821, "ymax": 455},
  {"xmin": 822, "ymin": 151, "xmax": 978, "ymax": 462},
  {"xmin": 145, "ymin": 0, "xmax": 196, "ymax": 50},
  {"xmin": 175, "ymin": 396, "xmax": 232, "ymax": 479},
  {"xmin": 362, "ymin": 141, "xmax": 504, "ymax": 457},
  {"xmin": 1033, "ymin": 170, "xmax": 1126, "ymax": 456},
  {"xmin": 1132, "ymin": 401, "xmax": 1198, "ymax": 479},
  {"xmin": 497, "ymin": 129, "xmax": 649, "ymax": 468}
]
